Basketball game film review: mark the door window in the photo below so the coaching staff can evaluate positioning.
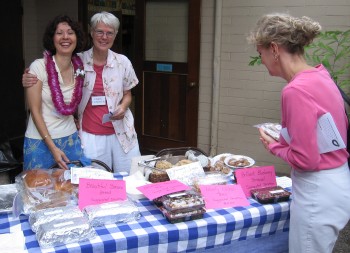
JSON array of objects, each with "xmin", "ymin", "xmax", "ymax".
[{"xmin": 145, "ymin": 0, "xmax": 188, "ymax": 62}]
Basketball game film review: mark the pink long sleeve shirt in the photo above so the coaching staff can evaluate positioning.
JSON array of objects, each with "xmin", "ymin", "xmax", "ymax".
[{"xmin": 269, "ymin": 65, "xmax": 348, "ymax": 171}]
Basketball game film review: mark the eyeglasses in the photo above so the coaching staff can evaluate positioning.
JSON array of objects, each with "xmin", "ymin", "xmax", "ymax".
[{"xmin": 94, "ymin": 30, "xmax": 115, "ymax": 38}]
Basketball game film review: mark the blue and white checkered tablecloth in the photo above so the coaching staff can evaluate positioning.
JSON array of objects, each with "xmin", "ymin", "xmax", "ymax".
[{"xmin": 0, "ymin": 173, "xmax": 291, "ymax": 253}]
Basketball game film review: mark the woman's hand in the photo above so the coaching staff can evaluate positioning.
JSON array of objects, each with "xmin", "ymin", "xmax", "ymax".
[
  {"xmin": 110, "ymin": 90, "xmax": 132, "ymax": 121},
  {"xmin": 259, "ymin": 128, "xmax": 277, "ymax": 150},
  {"xmin": 23, "ymin": 68, "xmax": 38, "ymax": 88},
  {"xmin": 110, "ymin": 105, "xmax": 126, "ymax": 120},
  {"xmin": 51, "ymin": 147, "xmax": 70, "ymax": 170}
]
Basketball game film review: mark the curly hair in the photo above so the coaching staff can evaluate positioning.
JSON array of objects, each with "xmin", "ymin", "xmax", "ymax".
[
  {"xmin": 43, "ymin": 15, "xmax": 85, "ymax": 55},
  {"xmin": 247, "ymin": 13, "xmax": 322, "ymax": 54}
]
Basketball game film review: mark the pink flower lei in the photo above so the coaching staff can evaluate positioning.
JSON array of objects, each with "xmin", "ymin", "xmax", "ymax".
[{"xmin": 44, "ymin": 50, "xmax": 84, "ymax": 115}]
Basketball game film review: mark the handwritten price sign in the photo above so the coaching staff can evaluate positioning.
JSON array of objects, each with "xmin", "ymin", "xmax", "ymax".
[
  {"xmin": 234, "ymin": 166, "xmax": 277, "ymax": 197},
  {"xmin": 199, "ymin": 184, "xmax": 249, "ymax": 209},
  {"xmin": 137, "ymin": 180, "xmax": 190, "ymax": 200},
  {"xmin": 78, "ymin": 178, "xmax": 126, "ymax": 210}
]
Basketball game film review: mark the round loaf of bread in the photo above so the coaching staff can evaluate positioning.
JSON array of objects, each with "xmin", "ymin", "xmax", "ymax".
[
  {"xmin": 54, "ymin": 180, "xmax": 74, "ymax": 193},
  {"xmin": 24, "ymin": 169, "xmax": 52, "ymax": 188}
]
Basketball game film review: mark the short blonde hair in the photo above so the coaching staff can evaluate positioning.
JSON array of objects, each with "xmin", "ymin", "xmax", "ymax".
[{"xmin": 247, "ymin": 13, "xmax": 322, "ymax": 54}]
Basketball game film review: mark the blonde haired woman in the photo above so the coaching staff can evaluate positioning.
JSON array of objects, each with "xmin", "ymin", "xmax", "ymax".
[{"xmin": 248, "ymin": 13, "xmax": 350, "ymax": 253}]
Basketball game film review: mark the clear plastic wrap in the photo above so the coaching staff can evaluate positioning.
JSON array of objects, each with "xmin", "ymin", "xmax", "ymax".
[
  {"xmin": 83, "ymin": 199, "xmax": 141, "ymax": 227},
  {"xmin": 161, "ymin": 190, "xmax": 205, "ymax": 214},
  {"xmin": 159, "ymin": 206, "xmax": 206, "ymax": 223},
  {"xmin": 22, "ymin": 169, "xmax": 54, "ymax": 190},
  {"xmin": 0, "ymin": 184, "xmax": 18, "ymax": 213},
  {"xmin": 254, "ymin": 123, "xmax": 282, "ymax": 141},
  {"xmin": 36, "ymin": 216, "xmax": 96, "ymax": 248},
  {"xmin": 13, "ymin": 169, "xmax": 77, "ymax": 216},
  {"xmin": 29, "ymin": 205, "xmax": 84, "ymax": 232},
  {"xmin": 192, "ymin": 172, "xmax": 228, "ymax": 193},
  {"xmin": 251, "ymin": 186, "xmax": 291, "ymax": 204},
  {"xmin": 20, "ymin": 189, "xmax": 72, "ymax": 215}
]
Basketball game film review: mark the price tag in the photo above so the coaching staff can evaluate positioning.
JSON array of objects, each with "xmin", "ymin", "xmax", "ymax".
[
  {"xmin": 200, "ymin": 184, "xmax": 249, "ymax": 209},
  {"xmin": 166, "ymin": 161, "xmax": 205, "ymax": 185},
  {"xmin": 136, "ymin": 180, "xmax": 190, "ymax": 200},
  {"xmin": 78, "ymin": 178, "xmax": 126, "ymax": 210},
  {"xmin": 70, "ymin": 167, "xmax": 114, "ymax": 184},
  {"xmin": 234, "ymin": 166, "xmax": 277, "ymax": 197}
]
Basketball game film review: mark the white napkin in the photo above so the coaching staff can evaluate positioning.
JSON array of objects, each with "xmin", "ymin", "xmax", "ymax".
[{"xmin": 124, "ymin": 171, "xmax": 152, "ymax": 200}]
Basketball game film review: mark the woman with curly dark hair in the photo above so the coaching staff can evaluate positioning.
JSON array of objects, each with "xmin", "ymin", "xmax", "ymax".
[{"xmin": 24, "ymin": 15, "xmax": 87, "ymax": 170}]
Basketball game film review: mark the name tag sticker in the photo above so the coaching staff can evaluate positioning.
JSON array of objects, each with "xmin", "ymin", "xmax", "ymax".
[{"xmin": 92, "ymin": 96, "xmax": 106, "ymax": 106}]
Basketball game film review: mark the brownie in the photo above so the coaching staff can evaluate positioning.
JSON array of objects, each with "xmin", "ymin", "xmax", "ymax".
[
  {"xmin": 161, "ymin": 190, "xmax": 205, "ymax": 214},
  {"xmin": 251, "ymin": 186, "xmax": 291, "ymax": 204},
  {"xmin": 159, "ymin": 206, "xmax": 206, "ymax": 224}
]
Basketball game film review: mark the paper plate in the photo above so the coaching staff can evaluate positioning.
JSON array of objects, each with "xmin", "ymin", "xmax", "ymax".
[{"xmin": 224, "ymin": 155, "xmax": 255, "ymax": 169}]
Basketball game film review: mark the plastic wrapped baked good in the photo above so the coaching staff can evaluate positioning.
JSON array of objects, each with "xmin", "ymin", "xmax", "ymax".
[
  {"xmin": 83, "ymin": 199, "xmax": 141, "ymax": 227},
  {"xmin": 36, "ymin": 216, "xmax": 96, "ymax": 248},
  {"xmin": 13, "ymin": 169, "xmax": 76, "ymax": 216},
  {"xmin": 254, "ymin": 123, "xmax": 282, "ymax": 141},
  {"xmin": 0, "ymin": 184, "xmax": 18, "ymax": 213},
  {"xmin": 21, "ymin": 190, "xmax": 71, "ymax": 214},
  {"xmin": 147, "ymin": 160, "xmax": 172, "ymax": 183},
  {"xmin": 161, "ymin": 190, "xmax": 205, "ymax": 214},
  {"xmin": 251, "ymin": 186, "xmax": 291, "ymax": 204},
  {"xmin": 23, "ymin": 169, "xmax": 53, "ymax": 190},
  {"xmin": 29, "ymin": 205, "xmax": 84, "ymax": 232},
  {"xmin": 51, "ymin": 169, "xmax": 76, "ymax": 193},
  {"xmin": 192, "ymin": 172, "xmax": 228, "ymax": 193},
  {"xmin": 159, "ymin": 206, "xmax": 206, "ymax": 223}
]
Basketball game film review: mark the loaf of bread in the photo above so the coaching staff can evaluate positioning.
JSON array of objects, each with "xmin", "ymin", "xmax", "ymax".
[
  {"xmin": 51, "ymin": 169, "xmax": 75, "ymax": 193},
  {"xmin": 54, "ymin": 180, "xmax": 75, "ymax": 193},
  {"xmin": 24, "ymin": 169, "xmax": 52, "ymax": 189}
]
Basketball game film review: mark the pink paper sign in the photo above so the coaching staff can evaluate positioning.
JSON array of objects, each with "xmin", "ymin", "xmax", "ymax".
[
  {"xmin": 234, "ymin": 166, "xmax": 277, "ymax": 197},
  {"xmin": 78, "ymin": 178, "xmax": 126, "ymax": 210},
  {"xmin": 136, "ymin": 180, "xmax": 191, "ymax": 200},
  {"xmin": 199, "ymin": 184, "xmax": 249, "ymax": 209}
]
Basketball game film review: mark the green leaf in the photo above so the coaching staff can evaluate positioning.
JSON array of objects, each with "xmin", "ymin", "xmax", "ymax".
[
  {"xmin": 249, "ymin": 29, "xmax": 350, "ymax": 93},
  {"xmin": 248, "ymin": 56, "xmax": 261, "ymax": 66}
]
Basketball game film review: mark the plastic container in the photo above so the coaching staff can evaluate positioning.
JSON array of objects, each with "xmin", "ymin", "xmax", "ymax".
[
  {"xmin": 251, "ymin": 186, "xmax": 291, "ymax": 204},
  {"xmin": 161, "ymin": 190, "xmax": 205, "ymax": 214},
  {"xmin": 192, "ymin": 172, "xmax": 228, "ymax": 193},
  {"xmin": 159, "ymin": 206, "xmax": 206, "ymax": 223}
]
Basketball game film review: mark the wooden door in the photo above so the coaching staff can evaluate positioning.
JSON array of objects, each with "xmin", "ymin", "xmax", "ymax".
[{"xmin": 134, "ymin": 0, "xmax": 201, "ymax": 153}]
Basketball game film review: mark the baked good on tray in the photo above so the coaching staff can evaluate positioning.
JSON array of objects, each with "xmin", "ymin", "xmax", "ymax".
[
  {"xmin": 148, "ymin": 160, "xmax": 172, "ymax": 183},
  {"xmin": 148, "ymin": 159, "xmax": 196, "ymax": 183}
]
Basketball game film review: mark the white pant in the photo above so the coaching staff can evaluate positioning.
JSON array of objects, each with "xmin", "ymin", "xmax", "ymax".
[
  {"xmin": 289, "ymin": 163, "xmax": 350, "ymax": 253},
  {"xmin": 81, "ymin": 131, "xmax": 141, "ymax": 173}
]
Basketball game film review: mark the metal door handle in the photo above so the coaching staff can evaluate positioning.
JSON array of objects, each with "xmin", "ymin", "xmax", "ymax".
[{"xmin": 188, "ymin": 82, "xmax": 197, "ymax": 88}]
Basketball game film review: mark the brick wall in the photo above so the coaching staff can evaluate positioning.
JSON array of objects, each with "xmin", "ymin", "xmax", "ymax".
[{"xmin": 198, "ymin": 0, "xmax": 350, "ymax": 175}]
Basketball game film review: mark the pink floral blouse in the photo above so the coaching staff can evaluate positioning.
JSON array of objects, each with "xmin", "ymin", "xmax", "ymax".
[{"xmin": 77, "ymin": 48, "xmax": 139, "ymax": 153}]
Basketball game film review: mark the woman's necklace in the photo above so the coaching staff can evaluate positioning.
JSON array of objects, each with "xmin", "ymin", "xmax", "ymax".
[{"xmin": 44, "ymin": 50, "xmax": 85, "ymax": 115}]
